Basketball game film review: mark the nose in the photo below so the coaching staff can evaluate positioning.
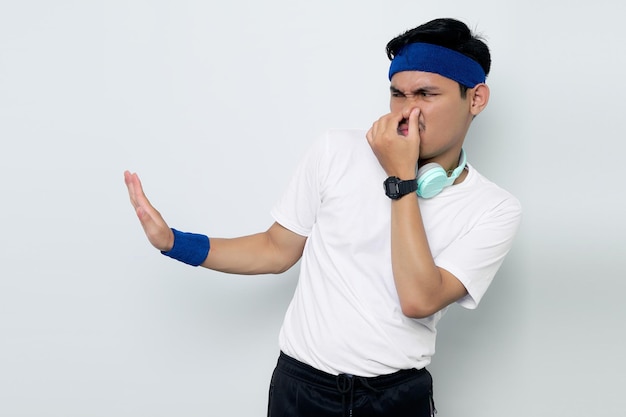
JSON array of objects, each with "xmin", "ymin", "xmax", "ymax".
[{"xmin": 401, "ymin": 101, "xmax": 420, "ymax": 120}]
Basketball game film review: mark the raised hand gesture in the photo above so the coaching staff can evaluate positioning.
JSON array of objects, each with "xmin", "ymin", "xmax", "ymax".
[{"xmin": 124, "ymin": 171, "xmax": 174, "ymax": 252}]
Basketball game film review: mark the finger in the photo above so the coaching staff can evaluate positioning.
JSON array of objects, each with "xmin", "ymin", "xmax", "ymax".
[
  {"xmin": 385, "ymin": 111, "xmax": 405, "ymax": 127},
  {"xmin": 373, "ymin": 112, "xmax": 403, "ymax": 140},
  {"xmin": 125, "ymin": 172, "xmax": 164, "ymax": 236},
  {"xmin": 124, "ymin": 171, "xmax": 140, "ymax": 203},
  {"xmin": 135, "ymin": 204, "xmax": 157, "ymax": 228},
  {"xmin": 124, "ymin": 172, "xmax": 172, "ymax": 250},
  {"xmin": 370, "ymin": 116, "xmax": 383, "ymax": 139},
  {"xmin": 126, "ymin": 172, "xmax": 152, "ymax": 210},
  {"xmin": 135, "ymin": 205, "xmax": 172, "ymax": 251},
  {"xmin": 132, "ymin": 189, "xmax": 168, "ymax": 241}
]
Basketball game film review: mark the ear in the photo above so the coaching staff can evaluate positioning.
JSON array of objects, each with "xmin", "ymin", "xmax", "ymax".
[{"xmin": 469, "ymin": 83, "xmax": 490, "ymax": 116}]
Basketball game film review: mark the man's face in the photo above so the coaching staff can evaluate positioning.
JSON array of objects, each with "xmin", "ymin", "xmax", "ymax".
[{"xmin": 389, "ymin": 70, "xmax": 474, "ymax": 161}]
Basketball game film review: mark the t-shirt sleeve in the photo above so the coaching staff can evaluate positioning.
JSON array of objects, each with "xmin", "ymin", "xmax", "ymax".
[
  {"xmin": 270, "ymin": 133, "xmax": 329, "ymax": 237},
  {"xmin": 436, "ymin": 195, "xmax": 522, "ymax": 309}
]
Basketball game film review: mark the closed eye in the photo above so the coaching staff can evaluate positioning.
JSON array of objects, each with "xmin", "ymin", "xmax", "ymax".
[
  {"xmin": 390, "ymin": 87, "xmax": 405, "ymax": 98},
  {"xmin": 390, "ymin": 85, "xmax": 440, "ymax": 99}
]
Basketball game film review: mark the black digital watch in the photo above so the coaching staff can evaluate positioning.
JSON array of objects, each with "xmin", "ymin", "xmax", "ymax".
[{"xmin": 383, "ymin": 176, "xmax": 418, "ymax": 199}]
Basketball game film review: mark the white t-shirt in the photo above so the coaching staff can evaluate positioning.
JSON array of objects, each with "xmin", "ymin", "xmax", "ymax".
[{"xmin": 271, "ymin": 129, "xmax": 522, "ymax": 377}]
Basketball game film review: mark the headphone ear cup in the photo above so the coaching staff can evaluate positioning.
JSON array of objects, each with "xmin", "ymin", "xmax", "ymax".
[{"xmin": 416, "ymin": 163, "xmax": 448, "ymax": 198}]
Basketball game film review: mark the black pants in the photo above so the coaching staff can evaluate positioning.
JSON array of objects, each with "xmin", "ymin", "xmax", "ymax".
[{"xmin": 267, "ymin": 352, "xmax": 436, "ymax": 417}]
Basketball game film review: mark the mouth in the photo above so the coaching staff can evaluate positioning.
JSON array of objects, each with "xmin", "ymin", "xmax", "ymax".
[
  {"xmin": 397, "ymin": 118, "xmax": 424, "ymax": 136},
  {"xmin": 397, "ymin": 123, "xmax": 409, "ymax": 136}
]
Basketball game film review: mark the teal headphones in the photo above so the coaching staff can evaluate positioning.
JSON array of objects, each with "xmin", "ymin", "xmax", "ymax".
[{"xmin": 416, "ymin": 149, "xmax": 467, "ymax": 198}]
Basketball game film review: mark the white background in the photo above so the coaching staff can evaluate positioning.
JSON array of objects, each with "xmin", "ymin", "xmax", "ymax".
[{"xmin": 1, "ymin": 1, "xmax": 625, "ymax": 416}]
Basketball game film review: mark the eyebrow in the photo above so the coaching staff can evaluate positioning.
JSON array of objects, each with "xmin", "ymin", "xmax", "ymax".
[{"xmin": 389, "ymin": 85, "xmax": 440, "ymax": 96}]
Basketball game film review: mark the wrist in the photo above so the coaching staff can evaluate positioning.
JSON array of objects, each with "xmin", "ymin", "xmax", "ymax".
[
  {"xmin": 161, "ymin": 228, "xmax": 210, "ymax": 266},
  {"xmin": 160, "ymin": 228, "xmax": 175, "ymax": 252},
  {"xmin": 387, "ymin": 167, "xmax": 417, "ymax": 181},
  {"xmin": 384, "ymin": 176, "xmax": 418, "ymax": 200}
]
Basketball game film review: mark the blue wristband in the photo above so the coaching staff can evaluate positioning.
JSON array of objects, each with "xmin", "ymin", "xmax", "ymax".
[{"xmin": 161, "ymin": 228, "xmax": 210, "ymax": 266}]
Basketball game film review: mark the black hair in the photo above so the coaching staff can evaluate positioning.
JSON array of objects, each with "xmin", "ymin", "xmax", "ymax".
[{"xmin": 386, "ymin": 18, "xmax": 491, "ymax": 96}]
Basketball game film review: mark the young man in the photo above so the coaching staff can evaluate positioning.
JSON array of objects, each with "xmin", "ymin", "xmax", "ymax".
[{"xmin": 125, "ymin": 18, "xmax": 521, "ymax": 417}]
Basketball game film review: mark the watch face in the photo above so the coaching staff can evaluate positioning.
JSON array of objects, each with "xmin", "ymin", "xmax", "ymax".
[
  {"xmin": 384, "ymin": 177, "xmax": 401, "ymax": 199},
  {"xmin": 384, "ymin": 176, "xmax": 416, "ymax": 199}
]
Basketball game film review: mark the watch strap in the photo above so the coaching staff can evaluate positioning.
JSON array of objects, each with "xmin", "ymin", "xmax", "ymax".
[{"xmin": 396, "ymin": 178, "xmax": 417, "ymax": 196}]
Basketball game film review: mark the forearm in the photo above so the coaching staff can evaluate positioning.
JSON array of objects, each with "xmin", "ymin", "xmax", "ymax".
[
  {"xmin": 390, "ymin": 194, "xmax": 466, "ymax": 318},
  {"xmin": 203, "ymin": 234, "xmax": 290, "ymax": 275},
  {"xmin": 124, "ymin": 171, "xmax": 304, "ymax": 274},
  {"xmin": 390, "ymin": 194, "xmax": 441, "ymax": 309},
  {"xmin": 201, "ymin": 222, "xmax": 306, "ymax": 275}
]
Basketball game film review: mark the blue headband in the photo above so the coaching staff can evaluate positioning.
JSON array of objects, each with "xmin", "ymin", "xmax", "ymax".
[{"xmin": 388, "ymin": 42, "xmax": 486, "ymax": 87}]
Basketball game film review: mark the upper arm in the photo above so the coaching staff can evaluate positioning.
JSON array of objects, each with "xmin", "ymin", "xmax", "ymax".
[
  {"xmin": 266, "ymin": 222, "xmax": 307, "ymax": 273},
  {"xmin": 434, "ymin": 196, "xmax": 522, "ymax": 310},
  {"xmin": 400, "ymin": 267, "xmax": 468, "ymax": 319},
  {"xmin": 434, "ymin": 267, "xmax": 469, "ymax": 309}
]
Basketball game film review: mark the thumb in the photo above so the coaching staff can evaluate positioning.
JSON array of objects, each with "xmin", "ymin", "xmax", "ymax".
[
  {"xmin": 407, "ymin": 107, "xmax": 421, "ymax": 140},
  {"xmin": 135, "ymin": 205, "xmax": 150, "ymax": 223}
]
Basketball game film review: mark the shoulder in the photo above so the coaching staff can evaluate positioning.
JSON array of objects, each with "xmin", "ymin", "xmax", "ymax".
[
  {"xmin": 466, "ymin": 165, "xmax": 521, "ymax": 211},
  {"xmin": 460, "ymin": 165, "xmax": 522, "ymax": 230},
  {"xmin": 303, "ymin": 129, "xmax": 366, "ymax": 156},
  {"xmin": 427, "ymin": 164, "xmax": 522, "ymax": 230},
  {"xmin": 308, "ymin": 129, "xmax": 372, "ymax": 164},
  {"xmin": 295, "ymin": 129, "xmax": 374, "ymax": 182},
  {"xmin": 322, "ymin": 129, "xmax": 368, "ymax": 149}
]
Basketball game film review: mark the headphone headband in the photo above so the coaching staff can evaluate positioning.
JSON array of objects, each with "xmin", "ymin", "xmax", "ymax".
[{"xmin": 447, "ymin": 149, "xmax": 467, "ymax": 185}]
